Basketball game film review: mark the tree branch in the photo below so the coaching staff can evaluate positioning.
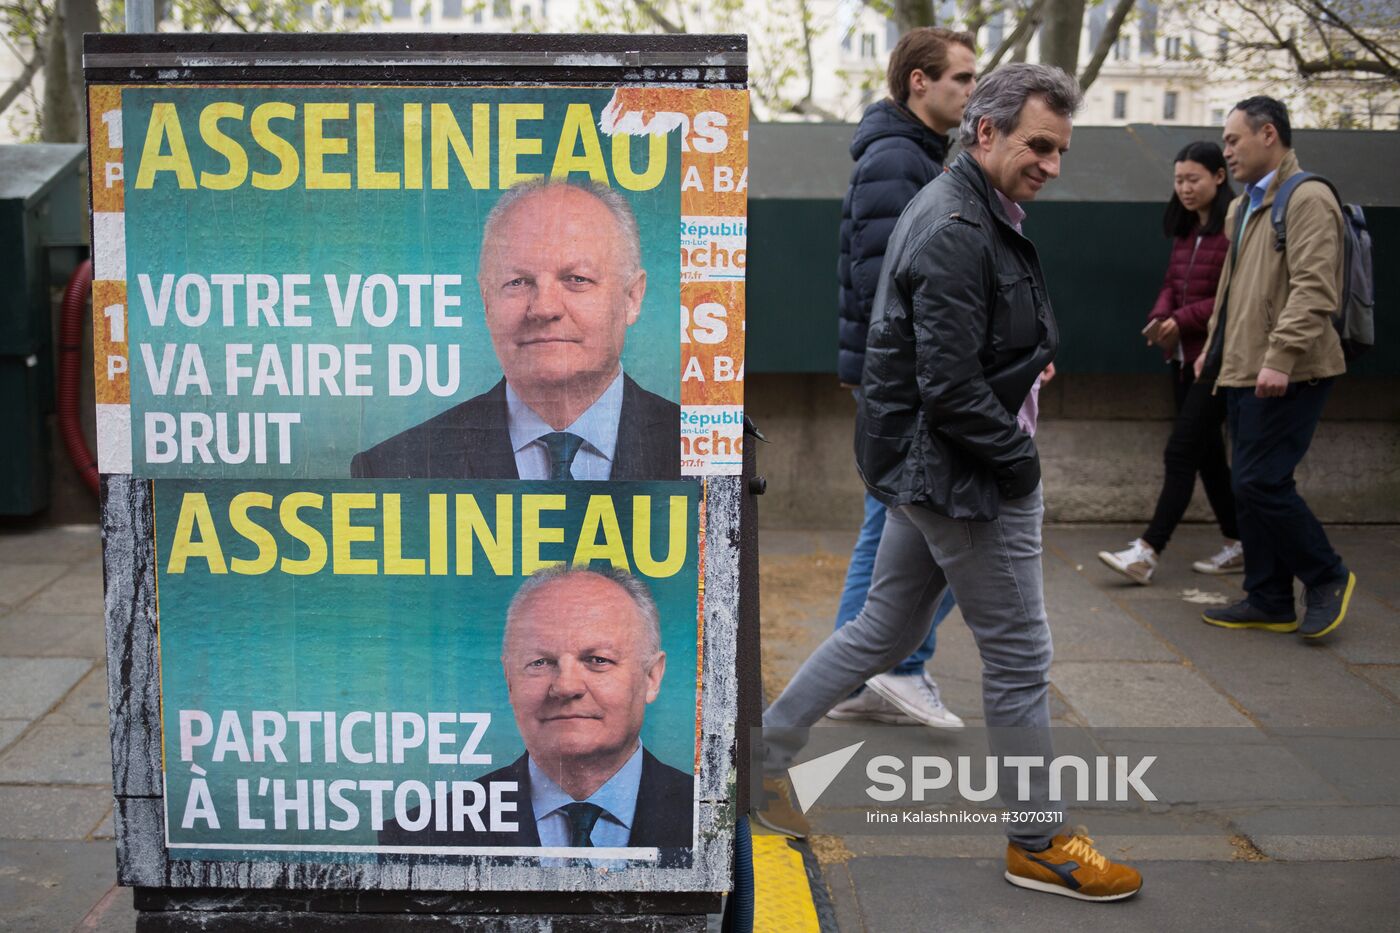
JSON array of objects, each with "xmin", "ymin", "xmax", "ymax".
[
  {"xmin": 1304, "ymin": 0, "xmax": 1400, "ymax": 73},
  {"xmin": 799, "ymin": 0, "xmax": 816, "ymax": 108},
  {"xmin": 1077, "ymin": 0, "xmax": 1135, "ymax": 90},
  {"xmin": 1234, "ymin": 1, "xmax": 1400, "ymax": 81},
  {"xmin": 205, "ymin": 0, "xmax": 251, "ymax": 31},
  {"xmin": 983, "ymin": 0, "xmax": 1048, "ymax": 73},
  {"xmin": 1296, "ymin": 55, "xmax": 1400, "ymax": 78},
  {"xmin": 1227, "ymin": 0, "xmax": 1400, "ymax": 80},
  {"xmin": 0, "ymin": 50, "xmax": 40, "ymax": 117},
  {"xmin": 631, "ymin": 0, "xmax": 682, "ymax": 33}
]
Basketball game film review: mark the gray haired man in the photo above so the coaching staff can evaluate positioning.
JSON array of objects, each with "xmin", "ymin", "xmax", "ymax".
[
  {"xmin": 351, "ymin": 180, "xmax": 680, "ymax": 481},
  {"xmin": 758, "ymin": 64, "xmax": 1143, "ymax": 901}
]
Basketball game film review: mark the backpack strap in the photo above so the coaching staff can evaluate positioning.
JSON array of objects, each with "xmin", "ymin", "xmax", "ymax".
[{"xmin": 1270, "ymin": 171, "xmax": 1342, "ymax": 253}]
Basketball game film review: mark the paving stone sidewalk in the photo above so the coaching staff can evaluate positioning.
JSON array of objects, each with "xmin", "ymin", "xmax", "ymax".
[
  {"xmin": 0, "ymin": 524, "xmax": 132, "ymax": 932},
  {"xmin": 2, "ymin": 521, "xmax": 1397, "ymax": 931},
  {"xmin": 761, "ymin": 522, "xmax": 1400, "ymax": 932}
]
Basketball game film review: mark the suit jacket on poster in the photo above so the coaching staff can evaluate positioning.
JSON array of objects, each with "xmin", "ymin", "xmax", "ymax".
[
  {"xmin": 350, "ymin": 374, "xmax": 681, "ymax": 480},
  {"xmin": 377, "ymin": 749, "xmax": 695, "ymax": 862}
]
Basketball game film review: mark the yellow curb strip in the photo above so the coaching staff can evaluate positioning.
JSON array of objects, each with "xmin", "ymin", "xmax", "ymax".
[{"xmin": 752, "ymin": 835, "xmax": 821, "ymax": 932}]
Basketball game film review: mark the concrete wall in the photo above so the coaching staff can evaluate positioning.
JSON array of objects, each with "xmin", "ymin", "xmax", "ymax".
[{"xmin": 749, "ymin": 372, "xmax": 1400, "ymax": 529}]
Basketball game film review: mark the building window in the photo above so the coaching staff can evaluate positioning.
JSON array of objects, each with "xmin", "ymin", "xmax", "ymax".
[
  {"xmin": 860, "ymin": 33, "xmax": 877, "ymax": 60},
  {"xmin": 1113, "ymin": 36, "xmax": 1132, "ymax": 61},
  {"xmin": 1113, "ymin": 91, "xmax": 1128, "ymax": 121},
  {"xmin": 886, "ymin": 19, "xmax": 898, "ymax": 52},
  {"xmin": 1140, "ymin": 11, "xmax": 1157, "ymax": 56},
  {"xmin": 988, "ymin": 10, "xmax": 1006, "ymax": 49},
  {"xmin": 1210, "ymin": 108, "xmax": 1225, "ymax": 126},
  {"xmin": 1164, "ymin": 36, "xmax": 1182, "ymax": 60},
  {"xmin": 392, "ymin": 0, "xmax": 411, "ymax": 18},
  {"xmin": 443, "ymin": 0, "xmax": 462, "ymax": 16},
  {"xmin": 473, "ymin": 7, "xmax": 483, "ymax": 23},
  {"xmin": 493, "ymin": 0, "xmax": 510, "ymax": 18},
  {"xmin": 1163, "ymin": 91, "xmax": 1178, "ymax": 121},
  {"xmin": 1217, "ymin": 29, "xmax": 1230, "ymax": 63},
  {"xmin": 1338, "ymin": 106, "xmax": 1355, "ymax": 129}
]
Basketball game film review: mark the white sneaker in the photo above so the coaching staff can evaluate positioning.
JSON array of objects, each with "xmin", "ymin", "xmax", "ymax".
[
  {"xmin": 1193, "ymin": 539, "xmax": 1244, "ymax": 575},
  {"xmin": 826, "ymin": 688, "xmax": 918, "ymax": 724},
  {"xmin": 865, "ymin": 671, "xmax": 965, "ymax": 730},
  {"xmin": 1098, "ymin": 538, "xmax": 1158, "ymax": 585}
]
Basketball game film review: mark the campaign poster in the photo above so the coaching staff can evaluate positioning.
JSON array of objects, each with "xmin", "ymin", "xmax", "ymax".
[
  {"xmin": 87, "ymin": 84, "xmax": 750, "ymax": 479},
  {"xmin": 153, "ymin": 479, "xmax": 700, "ymax": 864},
  {"xmin": 86, "ymin": 82, "xmax": 748, "ymax": 881}
]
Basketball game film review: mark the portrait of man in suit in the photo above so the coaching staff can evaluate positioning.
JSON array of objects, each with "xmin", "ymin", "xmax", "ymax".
[
  {"xmin": 379, "ymin": 566, "xmax": 695, "ymax": 856},
  {"xmin": 350, "ymin": 180, "xmax": 681, "ymax": 480}
]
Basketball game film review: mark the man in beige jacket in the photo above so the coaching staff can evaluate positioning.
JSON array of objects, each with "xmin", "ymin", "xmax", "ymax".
[{"xmin": 1194, "ymin": 96, "xmax": 1354, "ymax": 639}]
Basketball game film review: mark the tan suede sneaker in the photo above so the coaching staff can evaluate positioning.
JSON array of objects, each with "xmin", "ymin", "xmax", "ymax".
[
  {"xmin": 751, "ymin": 776, "xmax": 810, "ymax": 839},
  {"xmin": 1005, "ymin": 830, "xmax": 1143, "ymax": 901}
]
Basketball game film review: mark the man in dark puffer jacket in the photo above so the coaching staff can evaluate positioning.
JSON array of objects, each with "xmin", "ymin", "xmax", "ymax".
[{"xmin": 828, "ymin": 27, "xmax": 977, "ymax": 730}]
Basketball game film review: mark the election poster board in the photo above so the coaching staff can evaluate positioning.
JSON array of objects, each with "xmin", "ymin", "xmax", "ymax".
[{"xmin": 87, "ymin": 35, "xmax": 746, "ymax": 898}]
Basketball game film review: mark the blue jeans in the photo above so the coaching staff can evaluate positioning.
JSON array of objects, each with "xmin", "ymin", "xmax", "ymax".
[{"xmin": 835, "ymin": 492, "xmax": 953, "ymax": 677}]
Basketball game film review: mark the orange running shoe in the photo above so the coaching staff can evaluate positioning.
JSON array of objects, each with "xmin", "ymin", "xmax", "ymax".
[{"xmin": 1005, "ymin": 830, "xmax": 1143, "ymax": 901}]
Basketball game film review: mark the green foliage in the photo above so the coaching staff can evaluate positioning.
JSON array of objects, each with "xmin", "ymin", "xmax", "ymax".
[{"xmin": 100, "ymin": 0, "xmax": 386, "ymax": 32}]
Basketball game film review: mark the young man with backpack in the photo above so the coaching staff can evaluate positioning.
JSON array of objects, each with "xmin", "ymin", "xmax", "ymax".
[{"xmin": 1195, "ymin": 96, "xmax": 1356, "ymax": 639}]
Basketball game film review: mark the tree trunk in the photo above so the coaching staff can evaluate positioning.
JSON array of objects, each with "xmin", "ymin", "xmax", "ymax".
[
  {"xmin": 41, "ymin": 14, "xmax": 78, "ymax": 142},
  {"xmin": 63, "ymin": 0, "xmax": 102, "ymax": 143},
  {"xmin": 1038, "ymin": 0, "xmax": 1087, "ymax": 76},
  {"xmin": 894, "ymin": 0, "xmax": 935, "ymax": 31},
  {"xmin": 1012, "ymin": 12, "xmax": 1041, "ymax": 62}
]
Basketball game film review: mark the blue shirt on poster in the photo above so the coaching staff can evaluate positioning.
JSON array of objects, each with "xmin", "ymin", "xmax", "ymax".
[
  {"xmin": 505, "ymin": 370, "xmax": 625, "ymax": 480},
  {"xmin": 528, "ymin": 743, "xmax": 643, "ymax": 848}
]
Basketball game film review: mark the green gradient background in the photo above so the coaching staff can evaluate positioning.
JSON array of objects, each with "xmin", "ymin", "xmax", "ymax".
[
  {"xmin": 123, "ymin": 87, "xmax": 682, "ymax": 478},
  {"xmin": 153, "ymin": 478, "xmax": 699, "ymax": 858}
]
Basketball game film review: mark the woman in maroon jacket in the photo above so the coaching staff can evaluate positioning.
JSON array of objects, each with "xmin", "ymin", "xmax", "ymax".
[{"xmin": 1100, "ymin": 142, "xmax": 1240, "ymax": 584}]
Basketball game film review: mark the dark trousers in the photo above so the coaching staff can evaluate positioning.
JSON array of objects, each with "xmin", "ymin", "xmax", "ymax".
[
  {"xmin": 1142, "ymin": 362, "xmax": 1238, "ymax": 554},
  {"xmin": 1225, "ymin": 380, "xmax": 1345, "ymax": 614}
]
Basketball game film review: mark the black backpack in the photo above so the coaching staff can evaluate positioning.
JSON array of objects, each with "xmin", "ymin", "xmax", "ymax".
[{"xmin": 1271, "ymin": 172, "xmax": 1375, "ymax": 361}]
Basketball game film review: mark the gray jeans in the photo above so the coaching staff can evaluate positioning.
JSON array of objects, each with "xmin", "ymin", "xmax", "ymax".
[{"xmin": 763, "ymin": 484, "xmax": 1059, "ymax": 847}]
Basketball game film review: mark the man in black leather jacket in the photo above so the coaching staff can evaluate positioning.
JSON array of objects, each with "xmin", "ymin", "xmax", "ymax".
[{"xmin": 761, "ymin": 64, "xmax": 1144, "ymax": 902}]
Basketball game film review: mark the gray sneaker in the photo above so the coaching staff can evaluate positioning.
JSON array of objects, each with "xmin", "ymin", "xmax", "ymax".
[
  {"xmin": 1301, "ymin": 571, "xmax": 1356, "ymax": 639},
  {"xmin": 827, "ymin": 688, "xmax": 919, "ymax": 724},
  {"xmin": 866, "ymin": 671, "xmax": 965, "ymax": 730}
]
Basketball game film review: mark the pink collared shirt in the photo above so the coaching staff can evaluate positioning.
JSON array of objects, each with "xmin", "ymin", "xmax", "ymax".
[{"xmin": 994, "ymin": 188, "xmax": 1041, "ymax": 437}]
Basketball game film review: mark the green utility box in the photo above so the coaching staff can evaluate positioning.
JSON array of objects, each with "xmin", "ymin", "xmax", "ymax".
[{"xmin": 0, "ymin": 143, "xmax": 87, "ymax": 516}]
